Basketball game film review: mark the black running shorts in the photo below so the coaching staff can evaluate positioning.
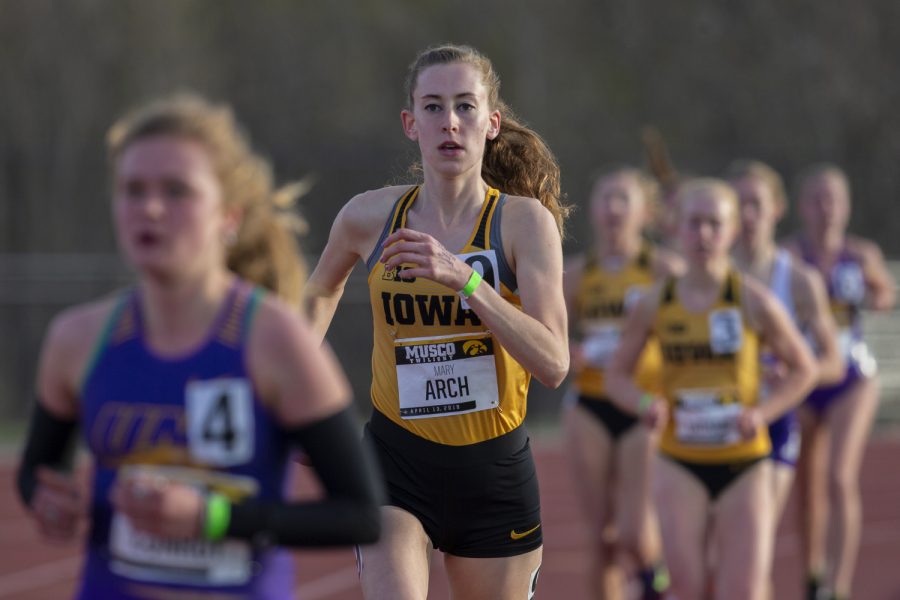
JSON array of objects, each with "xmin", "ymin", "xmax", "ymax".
[{"xmin": 365, "ymin": 409, "xmax": 542, "ymax": 558}]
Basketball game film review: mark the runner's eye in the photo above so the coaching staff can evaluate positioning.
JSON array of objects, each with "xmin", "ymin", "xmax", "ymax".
[
  {"xmin": 123, "ymin": 180, "xmax": 145, "ymax": 200},
  {"xmin": 162, "ymin": 180, "xmax": 191, "ymax": 201}
]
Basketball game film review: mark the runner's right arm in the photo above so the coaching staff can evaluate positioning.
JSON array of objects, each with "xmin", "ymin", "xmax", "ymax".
[
  {"xmin": 304, "ymin": 189, "xmax": 398, "ymax": 341},
  {"xmin": 605, "ymin": 285, "xmax": 667, "ymax": 429},
  {"xmin": 563, "ymin": 254, "xmax": 586, "ymax": 374},
  {"xmin": 16, "ymin": 301, "xmax": 107, "ymax": 539},
  {"xmin": 794, "ymin": 264, "xmax": 844, "ymax": 385}
]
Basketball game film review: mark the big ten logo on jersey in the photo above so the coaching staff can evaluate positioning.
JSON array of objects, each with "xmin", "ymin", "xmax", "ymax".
[
  {"xmin": 708, "ymin": 308, "xmax": 743, "ymax": 355},
  {"xmin": 382, "ymin": 264, "xmax": 416, "ymax": 283},
  {"xmin": 186, "ymin": 378, "xmax": 254, "ymax": 466},
  {"xmin": 458, "ymin": 250, "xmax": 500, "ymax": 309}
]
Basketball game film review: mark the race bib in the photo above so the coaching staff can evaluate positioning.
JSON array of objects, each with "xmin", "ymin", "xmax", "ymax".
[
  {"xmin": 782, "ymin": 427, "xmax": 801, "ymax": 463},
  {"xmin": 832, "ymin": 263, "xmax": 865, "ymax": 305},
  {"xmin": 582, "ymin": 323, "xmax": 621, "ymax": 368},
  {"xmin": 674, "ymin": 388, "xmax": 742, "ymax": 446},
  {"xmin": 623, "ymin": 285, "xmax": 647, "ymax": 311},
  {"xmin": 395, "ymin": 332, "xmax": 500, "ymax": 419},
  {"xmin": 839, "ymin": 330, "xmax": 878, "ymax": 377},
  {"xmin": 110, "ymin": 466, "xmax": 258, "ymax": 586},
  {"xmin": 186, "ymin": 378, "xmax": 254, "ymax": 466},
  {"xmin": 837, "ymin": 328, "xmax": 855, "ymax": 359},
  {"xmin": 708, "ymin": 308, "xmax": 743, "ymax": 355},
  {"xmin": 457, "ymin": 250, "xmax": 501, "ymax": 309}
]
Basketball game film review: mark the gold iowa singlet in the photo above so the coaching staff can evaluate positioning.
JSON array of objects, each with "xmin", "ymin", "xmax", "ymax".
[
  {"xmin": 574, "ymin": 245, "xmax": 662, "ymax": 399},
  {"xmin": 654, "ymin": 269, "xmax": 769, "ymax": 463},
  {"xmin": 367, "ymin": 186, "xmax": 530, "ymax": 445}
]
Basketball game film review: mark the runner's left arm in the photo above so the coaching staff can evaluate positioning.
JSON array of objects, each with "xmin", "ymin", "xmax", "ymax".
[
  {"xmin": 856, "ymin": 238, "xmax": 896, "ymax": 311},
  {"xmin": 746, "ymin": 279, "xmax": 817, "ymax": 424},
  {"xmin": 112, "ymin": 297, "xmax": 383, "ymax": 547}
]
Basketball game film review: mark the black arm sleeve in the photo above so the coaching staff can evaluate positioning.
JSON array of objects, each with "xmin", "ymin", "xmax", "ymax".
[
  {"xmin": 16, "ymin": 401, "xmax": 79, "ymax": 508},
  {"xmin": 227, "ymin": 407, "xmax": 384, "ymax": 547}
]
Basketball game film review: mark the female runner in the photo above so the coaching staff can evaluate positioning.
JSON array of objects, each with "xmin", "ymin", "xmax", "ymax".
[
  {"xmin": 783, "ymin": 164, "xmax": 896, "ymax": 600},
  {"xmin": 17, "ymin": 95, "xmax": 382, "ymax": 600},
  {"xmin": 606, "ymin": 178, "xmax": 817, "ymax": 599},
  {"xmin": 303, "ymin": 44, "xmax": 569, "ymax": 600},
  {"xmin": 728, "ymin": 160, "xmax": 843, "ymax": 518},
  {"xmin": 563, "ymin": 167, "xmax": 681, "ymax": 599}
]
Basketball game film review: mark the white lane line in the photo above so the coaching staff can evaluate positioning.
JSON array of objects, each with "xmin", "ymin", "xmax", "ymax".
[
  {"xmin": 294, "ymin": 565, "xmax": 359, "ymax": 599},
  {"xmin": 0, "ymin": 556, "xmax": 80, "ymax": 598}
]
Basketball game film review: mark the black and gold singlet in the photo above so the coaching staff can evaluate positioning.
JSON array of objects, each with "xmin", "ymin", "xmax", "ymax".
[
  {"xmin": 654, "ymin": 269, "xmax": 769, "ymax": 463},
  {"xmin": 574, "ymin": 245, "xmax": 662, "ymax": 399},
  {"xmin": 366, "ymin": 186, "xmax": 530, "ymax": 445}
]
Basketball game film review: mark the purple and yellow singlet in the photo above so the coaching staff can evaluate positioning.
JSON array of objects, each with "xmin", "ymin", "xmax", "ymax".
[{"xmin": 77, "ymin": 280, "xmax": 294, "ymax": 600}]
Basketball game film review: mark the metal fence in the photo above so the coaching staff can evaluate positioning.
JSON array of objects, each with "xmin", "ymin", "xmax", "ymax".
[{"xmin": 1, "ymin": 254, "xmax": 898, "ymax": 425}]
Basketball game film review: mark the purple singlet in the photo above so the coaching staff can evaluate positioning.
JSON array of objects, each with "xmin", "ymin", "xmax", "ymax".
[
  {"xmin": 77, "ymin": 280, "xmax": 294, "ymax": 600},
  {"xmin": 800, "ymin": 242, "xmax": 875, "ymax": 415}
]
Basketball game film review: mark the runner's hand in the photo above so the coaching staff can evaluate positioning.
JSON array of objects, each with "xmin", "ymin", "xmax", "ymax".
[
  {"xmin": 641, "ymin": 397, "xmax": 668, "ymax": 432},
  {"xmin": 295, "ymin": 451, "xmax": 314, "ymax": 467},
  {"xmin": 30, "ymin": 467, "xmax": 86, "ymax": 541},
  {"xmin": 737, "ymin": 407, "xmax": 765, "ymax": 440},
  {"xmin": 569, "ymin": 342, "xmax": 586, "ymax": 372},
  {"xmin": 381, "ymin": 228, "xmax": 471, "ymax": 291},
  {"xmin": 110, "ymin": 471, "xmax": 205, "ymax": 539}
]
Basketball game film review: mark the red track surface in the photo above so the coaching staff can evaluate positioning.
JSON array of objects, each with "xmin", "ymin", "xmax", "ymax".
[{"xmin": 2, "ymin": 435, "xmax": 899, "ymax": 599}]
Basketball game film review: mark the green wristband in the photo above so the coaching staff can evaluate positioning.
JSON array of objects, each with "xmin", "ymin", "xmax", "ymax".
[
  {"xmin": 638, "ymin": 393, "xmax": 654, "ymax": 415},
  {"xmin": 203, "ymin": 493, "xmax": 231, "ymax": 541},
  {"xmin": 459, "ymin": 269, "xmax": 483, "ymax": 299}
]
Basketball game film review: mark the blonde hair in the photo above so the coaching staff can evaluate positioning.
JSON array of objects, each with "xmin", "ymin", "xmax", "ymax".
[
  {"xmin": 675, "ymin": 177, "xmax": 740, "ymax": 225},
  {"xmin": 590, "ymin": 165, "xmax": 660, "ymax": 216},
  {"xmin": 107, "ymin": 94, "xmax": 308, "ymax": 306},
  {"xmin": 724, "ymin": 159, "xmax": 787, "ymax": 210},
  {"xmin": 405, "ymin": 44, "xmax": 570, "ymax": 236}
]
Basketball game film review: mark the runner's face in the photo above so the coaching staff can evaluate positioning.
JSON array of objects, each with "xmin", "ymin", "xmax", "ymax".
[
  {"xmin": 733, "ymin": 176, "xmax": 779, "ymax": 247},
  {"xmin": 402, "ymin": 62, "xmax": 501, "ymax": 179},
  {"xmin": 590, "ymin": 173, "xmax": 646, "ymax": 243},
  {"xmin": 800, "ymin": 173, "xmax": 850, "ymax": 235},
  {"xmin": 113, "ymin": 136, "xmax": 229, "ymax": 279},
  {"xmin": 679, "ymin": 191, "xmax": 738, "ymax": 264}
]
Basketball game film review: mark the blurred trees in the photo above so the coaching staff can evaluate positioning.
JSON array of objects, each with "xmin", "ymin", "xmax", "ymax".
[
  {"xmin": 1, "ymin": 0, "xmax": 899, "ymax": 416},
  {"xmin": 1, "ymin": 0, "xmax": 898, "ymax": 255}
]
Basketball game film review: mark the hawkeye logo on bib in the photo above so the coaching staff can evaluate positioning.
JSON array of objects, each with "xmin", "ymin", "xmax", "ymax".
[{"xmin": 463, "ymin": 340, "xmax": 488, "ymax": 356}]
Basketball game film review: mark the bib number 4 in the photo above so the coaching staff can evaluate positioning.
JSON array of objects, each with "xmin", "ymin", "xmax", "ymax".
[{"xmin": 186, "ymin": 379, "xmax": 254, "ymax": 466}]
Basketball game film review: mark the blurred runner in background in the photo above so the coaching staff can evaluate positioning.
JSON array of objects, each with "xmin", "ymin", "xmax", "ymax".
[
  {"xmin": 783, "ymin": 164, "xmax": 897, "ymax": 600},
  {"xmin": 607, "ymin": 179, "xmax": 816, "ymax": 600},
  {"xmin": 728, "ymin": 159, "xmax": 844, "ymax": 599},
  {"xmin": 562, "ymin": 166, "xmax": 682, "ymax": 599},
  {"xmin": 16, "ymin": 95, "xmax": 382, "ymax": 600}
]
